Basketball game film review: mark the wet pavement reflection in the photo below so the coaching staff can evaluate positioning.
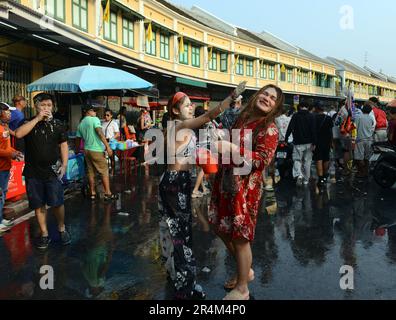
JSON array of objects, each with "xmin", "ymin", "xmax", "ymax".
[{"xmin": 1, "ymin": 166, "xmax": 396, "ymax": 299}]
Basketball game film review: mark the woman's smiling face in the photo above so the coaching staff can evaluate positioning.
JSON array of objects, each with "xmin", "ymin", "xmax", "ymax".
[
  {"xmin": 255, "ymin": 87, "xmax": 278, "ymax": 114},
  {"xmin": 177, "ymin": 97, "xmax": 195, "ymax": 120}
]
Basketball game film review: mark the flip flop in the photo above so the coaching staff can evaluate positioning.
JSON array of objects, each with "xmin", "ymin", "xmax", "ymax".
[
  {"xmin": 224, "ymin": 269, "xmax": 254, "ymax": 290},
  {"xmin": 222, "ymin": 289, "xmax": 249, "ymax": 300}
]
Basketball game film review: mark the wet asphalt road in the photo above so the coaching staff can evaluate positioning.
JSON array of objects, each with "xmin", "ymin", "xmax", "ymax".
[{"xmin": 1, "ymin": 165, "xmax": 396, "ymax": 300}]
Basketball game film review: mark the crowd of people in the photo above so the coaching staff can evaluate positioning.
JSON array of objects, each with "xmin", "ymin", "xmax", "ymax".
[
  {"xmin": 283, "ymin": 96, "xmax": 396, "ymax": 190},
  {"xmin": 0, "ymin": 93, "xmax": 152, "ymax": 244},
  {"xmin": 1, "ymin": 86, "xmax": 396, "ymax": 301}
]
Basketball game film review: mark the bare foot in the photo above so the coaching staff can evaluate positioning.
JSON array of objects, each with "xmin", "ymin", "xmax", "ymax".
[
  {"xmin": 224, "ymin": 268, "xmax": 254, "ymax": 290},
  {"xmin": 223, "ymin": 288, "xmax": 249, "ymax": 300}
]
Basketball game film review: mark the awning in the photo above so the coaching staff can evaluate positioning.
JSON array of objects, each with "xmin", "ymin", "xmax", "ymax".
[
  {"xmin": 176, "ymin": 77, "xmax": 207, "ymax": 88},
  {"xmin": 189, "ymin": 96, "xmax": 210, "ymax": 101},
  {"xmin": 122, "ymin": 99, "xmax": 166, "ymax": 110},
  {"xmin": 145, "ymin": 20, "xmax": 177, "ymax": 36},
  {"xmin": 181, "ymin": 35, "xmax": 206, "ymax": 47},
  {"xmin": 102, "ymin": 0, "xmax": 145, "ymax": 21}
]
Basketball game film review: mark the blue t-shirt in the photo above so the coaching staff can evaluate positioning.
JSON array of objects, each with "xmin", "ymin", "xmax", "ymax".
[{"xmin": 9, "ymin": 109, "xmax": 25, "ymax": 131}]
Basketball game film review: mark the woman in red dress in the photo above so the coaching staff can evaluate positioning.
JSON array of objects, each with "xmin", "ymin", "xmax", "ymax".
[{"xmin": 209, "ymin": 84, "xmax": 284, "ymax": 300}]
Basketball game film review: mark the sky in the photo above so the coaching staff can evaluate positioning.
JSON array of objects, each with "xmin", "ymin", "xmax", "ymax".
[{"xmin": 170, "ymin": 0, "xmax": 396, "ymax": 77}]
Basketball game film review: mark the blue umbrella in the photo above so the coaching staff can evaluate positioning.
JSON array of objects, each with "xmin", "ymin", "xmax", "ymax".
[{"xmin": 27, "ymin": 65, "xmax": 153, "ymax": 92}]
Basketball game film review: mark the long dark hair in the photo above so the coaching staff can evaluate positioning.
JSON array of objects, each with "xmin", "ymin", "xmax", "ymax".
[{"xmin": 234, "ymin": 84, "xmax": 284, "ymax": 143}]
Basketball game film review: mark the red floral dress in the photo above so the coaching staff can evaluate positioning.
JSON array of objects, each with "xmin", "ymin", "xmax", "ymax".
[{"xmin": 208, "ymin": 120, "xmax": 279, "ymax": 241}]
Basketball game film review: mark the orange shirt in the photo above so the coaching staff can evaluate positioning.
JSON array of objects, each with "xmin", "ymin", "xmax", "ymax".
[{"xmin": 0, "ymin": 124, "xmax": 16, "ymax": 171}]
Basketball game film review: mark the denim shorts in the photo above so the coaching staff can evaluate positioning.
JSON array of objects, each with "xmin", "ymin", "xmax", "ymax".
[{"xmin": 26, "ymin": 177, "xmax": 64, "ymax": 210}]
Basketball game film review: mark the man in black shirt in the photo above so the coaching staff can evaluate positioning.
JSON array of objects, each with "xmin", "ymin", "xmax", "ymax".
[
  {"xmin": 15, "ymin": 93, "xmax": 70, "ymax": 250},
  {"xmin": 285, "ymin": 101, "xmax": 316, "ymax": 186}
]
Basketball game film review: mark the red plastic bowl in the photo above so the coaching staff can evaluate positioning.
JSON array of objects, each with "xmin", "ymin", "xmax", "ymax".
[{"xmin": 196, "ymin": 149, "xmax": 218, "ymax": 174}]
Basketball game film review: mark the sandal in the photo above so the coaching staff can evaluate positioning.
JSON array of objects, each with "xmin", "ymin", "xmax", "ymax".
[
  {"xmin": 224, "ymin": 269, "xmax": 254, "ymax": 290},
  {"xmin": 104, "ymin": 193, "xmax": 119, "ymax": 201},
  {"xmin": 89, "ymin": 194, "xmax": 97, "ymax": 201},
  {"xmin": 223, "ymin": 289, "xmax": 249, "ymax": 300}
]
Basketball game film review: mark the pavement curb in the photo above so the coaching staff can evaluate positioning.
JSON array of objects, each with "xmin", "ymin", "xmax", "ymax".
[{"xmin": 3, "ymin": 191, "xmax": 78, "ymax": 222}]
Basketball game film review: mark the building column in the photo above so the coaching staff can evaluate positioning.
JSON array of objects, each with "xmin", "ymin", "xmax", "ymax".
[
  {"xmin": 309, "ymin": 62, "xmax": 313, "ymax": 94},
  {"xmin": 203, "ymin": 31, "xmax": 208, "ymax": 79},
  {"xmin": 276, "ymin": 53, "xmax": 280, "ymax": 86},
  {"xmin": 138, "ymin": 0, "xmax": 145, "ymax": 61},
  {"xmin": 230, "ymin": 40, "xmax": 235, "ymax": 84},
  {"xmin": 173, "ymin": 19, "xmax": 178, "ymax": 72},
  {"xmin": 139, "ymin": 20, "xmax": 145, "ymax": 61},
  {"xmin": 32, "ymin": 0, "xmax": 44, "ymax": 13},
  {"xmin": 294, "ymin": 58, "xmax": 298, "ymax": 92},
  {"xmin": 95, "ymin": 0, "xmax": 102, "ymax": 39},
  {"xmin": 255, "ymin": 47, "xmax": 260, "ymax": 88}
]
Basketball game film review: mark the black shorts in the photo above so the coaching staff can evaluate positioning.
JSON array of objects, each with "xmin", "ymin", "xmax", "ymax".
[
  {"xmin": 313, "ymin": 144, "xmax": 331, "ymax": 161},
  {"xmin": 26, "ymin": 177, "xmax": 64, "ymax": 210}
]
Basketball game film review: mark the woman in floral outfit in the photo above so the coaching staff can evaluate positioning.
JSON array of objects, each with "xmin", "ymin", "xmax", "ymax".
[
  {"xmin": 209, "ymin": 84, "xmax": 284, "ymax": 300},
  {"xmin": 159, "ymin": 84, "xmax": 245, "ymax": 300}
]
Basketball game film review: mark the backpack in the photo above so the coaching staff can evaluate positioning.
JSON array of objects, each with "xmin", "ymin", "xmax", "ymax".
[
  {"xmin": 340, "ymin": 115, "xmax": 353, "ymax": 135},
  {"xmin": 374, "ymin": 108, "xmax": 387, "ymax": 129}
]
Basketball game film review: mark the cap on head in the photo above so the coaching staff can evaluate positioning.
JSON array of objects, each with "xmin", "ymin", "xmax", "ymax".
[
  {"xmin": 369, "ymin": 96, "xmax": 379, "ymax": 106},
  {"xmin": 82, "ymin": 104, "xmax": 95, "ymax": 113},
  {"xmin": 0, "ymin": 102, "xmax": 16, "ymax": 111}
]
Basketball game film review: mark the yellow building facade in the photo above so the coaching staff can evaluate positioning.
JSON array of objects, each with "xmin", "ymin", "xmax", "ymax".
[{"xmin": 1, "ymin": 0, "xmax": 396, "ymax": 103}]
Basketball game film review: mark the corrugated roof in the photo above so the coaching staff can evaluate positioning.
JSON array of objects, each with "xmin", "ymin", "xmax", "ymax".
[
  {"xmin": 254, "ymin": 31, "xmax": 333, "ymax": 67},
  {"xmin": 256, "ymin": 31, "xmax": 299, "ymax": 54},
  {"xmin": 383, "ymin": 74, "xmax": 396, "ymax": 84},
  {"xmin": 364, "ymin": 66, "xmax": 388, "ymax": 81},
  {"xmin": 297, "ymin": 47, "xmax": 333, "ymax": 66},
  {"xmin": 155, "ymin": 0, "xmax": 210, "ymax": 28},
  {"xmin": 327, "ymin": 57, "xmax": 371, "ymax": 77},
  {"xmin": 341, "ymin": 59, "xmax": 371, "ymax": 76},
  {"xmin": 189, "ymin": 6, "xmax": 237, "ymax": 36},
  {"xmin": 235, "ymin": 28, "xmax": 277, "ymax": 49}
]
